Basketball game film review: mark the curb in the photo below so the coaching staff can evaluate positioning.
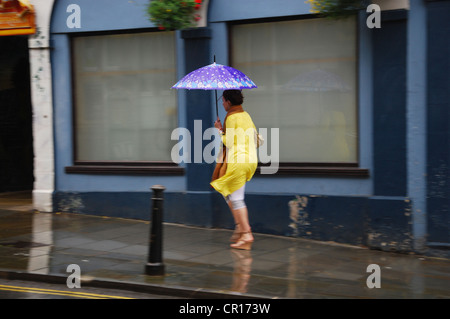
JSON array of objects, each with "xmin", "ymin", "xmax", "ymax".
[{"xmin": 0, "ymin": 269, "xmax": 271, "ymax": 299}]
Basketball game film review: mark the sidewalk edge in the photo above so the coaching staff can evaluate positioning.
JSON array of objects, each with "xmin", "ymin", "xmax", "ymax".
[{"xmin": 0, "ymin": 269, "xmax": 275, "ymax": 299}]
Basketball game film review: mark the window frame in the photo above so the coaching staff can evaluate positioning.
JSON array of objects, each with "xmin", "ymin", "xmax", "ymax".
[
  {"xmin": 228, "ymin": 15, "xmax": 368, "ymax": 177},
  {"xmin": 65, "ymin": 29, "xmax": 184, "ymax": 176}
]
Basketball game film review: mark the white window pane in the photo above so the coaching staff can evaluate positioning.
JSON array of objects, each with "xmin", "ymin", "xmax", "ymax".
[
  {"xmin": 73, "ymin": 32, "xmax": 177, "ymax": 161},
  {"xmin": 232, "ymin": 17, "xmax": 357, "ymax": 163}
]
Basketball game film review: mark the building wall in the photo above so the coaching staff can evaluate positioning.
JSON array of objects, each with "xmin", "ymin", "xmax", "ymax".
[
  {"xmin": 426, "ymin": 0, "xmax": 450, "ymax": 247},
  {"xmin": 49, "ymin": 0, "xmax": 448, "ymax": 255},
  {"xmin": 51, "ymin": 0, "xmax": 187, "ymax": 200}
]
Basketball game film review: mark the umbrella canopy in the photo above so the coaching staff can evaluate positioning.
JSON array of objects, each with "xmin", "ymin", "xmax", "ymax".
[
  {"xmin": 172, "ymin": 61, "xmax": 257, "ymax": 117},
  {"xmin": 172, "ymin": 62, "xmax": 257, "ymax": 90}
]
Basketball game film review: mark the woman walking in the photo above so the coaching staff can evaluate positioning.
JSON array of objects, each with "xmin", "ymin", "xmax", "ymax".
[{"xmin": 211, "ymin": 90, "xmax": 258, "ymax": 250}]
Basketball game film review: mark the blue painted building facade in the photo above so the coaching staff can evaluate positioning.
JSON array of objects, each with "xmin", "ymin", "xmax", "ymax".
[{"xmin": 49, "ymin": 0, "xmax": 449, "ymax": 256}]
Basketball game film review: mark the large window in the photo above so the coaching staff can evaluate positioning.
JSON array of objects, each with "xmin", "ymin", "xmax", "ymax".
[
  {"xmin": 71, "ymin": 31, "xmax": 178, "ymax": 171},
  {"xmin": 232, "ymin": 17, "xmax": 359, "ymax": 167}
]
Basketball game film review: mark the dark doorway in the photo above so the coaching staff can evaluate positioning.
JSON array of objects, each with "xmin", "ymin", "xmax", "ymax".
[{"xmin": 0, "ymin": 36, "xmax": 33, "ymax": 192}]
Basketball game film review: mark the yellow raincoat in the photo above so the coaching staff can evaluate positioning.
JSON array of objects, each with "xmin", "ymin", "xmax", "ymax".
[{"xmin": 210, "ymin": 105, "xmax": 258, "ymax": 198}]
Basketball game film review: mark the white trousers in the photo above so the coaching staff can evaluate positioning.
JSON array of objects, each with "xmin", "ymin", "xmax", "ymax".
[{"xmin": 226, "ymin": 184, "xmax": 246, "ymax": 210}]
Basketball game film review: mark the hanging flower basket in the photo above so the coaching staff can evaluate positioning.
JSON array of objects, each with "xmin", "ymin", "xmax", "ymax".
[
  {"xmin": 148, "ymin": 0, "xmax": 203, "ymax": 31},
  {"xmin": 305, "ymin": 0, "xmax": 369, "ymax": 19}
]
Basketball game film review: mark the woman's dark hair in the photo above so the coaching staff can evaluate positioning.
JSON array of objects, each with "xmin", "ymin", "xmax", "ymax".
[{"xmin": 223, "ymin": 90, "xmax": 244, "ymax": 106}]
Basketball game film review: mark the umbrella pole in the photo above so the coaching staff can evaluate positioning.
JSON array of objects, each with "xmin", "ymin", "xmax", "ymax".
[
  {"xmin": 214, "ymin": 56, "xmax": 218, "ymax": 119},
  {"xmin": 215, "ymin": 90, "xmax": 218, "ymax": 119}
]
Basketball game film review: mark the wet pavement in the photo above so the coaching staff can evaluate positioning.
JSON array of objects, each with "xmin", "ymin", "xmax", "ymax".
[{"xmin": 0, "ymin": 191, "xmax": 449, "ymax": 299}]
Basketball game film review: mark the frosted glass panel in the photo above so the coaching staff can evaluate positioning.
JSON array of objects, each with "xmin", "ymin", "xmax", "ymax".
[
  {"xmin": 232, "ymin": 18, "xmax": 357, "ymax": 163},
  {"xmin": 73, "ymin": 32, "xmax": 177, "ymax": 161}
]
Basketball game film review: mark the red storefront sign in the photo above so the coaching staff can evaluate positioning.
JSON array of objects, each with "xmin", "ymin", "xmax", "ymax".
[{"xmin": 0, "ymin": 0, "xmax": 35, "ymax": 36}]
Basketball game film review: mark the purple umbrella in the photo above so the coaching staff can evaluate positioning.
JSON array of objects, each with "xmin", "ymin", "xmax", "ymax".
[{"xmin": 172, "ymin": 59, "xmax": 257, "ymax": 116}]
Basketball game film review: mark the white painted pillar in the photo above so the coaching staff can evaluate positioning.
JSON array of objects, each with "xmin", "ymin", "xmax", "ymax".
[{"xmin": 28, "ymin": 0, "xmax": 55, "ymax": 212}]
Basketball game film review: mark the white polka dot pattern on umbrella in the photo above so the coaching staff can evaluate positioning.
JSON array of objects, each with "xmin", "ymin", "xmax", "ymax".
[{"xmin": 172, "ymin": 63, "xmax": 257, "ymax": 90}]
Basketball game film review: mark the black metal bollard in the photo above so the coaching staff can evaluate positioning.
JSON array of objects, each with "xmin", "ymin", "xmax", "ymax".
[{"xmin": 145, "ymin": 185, "xmax": 166, "ymax": 276}]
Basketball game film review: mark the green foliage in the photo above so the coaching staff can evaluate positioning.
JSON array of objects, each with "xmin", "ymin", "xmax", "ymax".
[
  {"xmin": 306, "ymin": 0, "xmax": 368, "ymax": 19},
  {"xmin": 147, "ymin": 0, "xmax": 202, "ymax": 31}
]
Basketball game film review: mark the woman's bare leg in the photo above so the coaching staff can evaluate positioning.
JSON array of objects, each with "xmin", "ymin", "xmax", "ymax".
[
  {"xmin": 231, "ymin": 207, "xmax": 253, "ymax": 242},
  {"xmin": 228, "ymin": 201, "xmax": 241, "ymax": 241}
]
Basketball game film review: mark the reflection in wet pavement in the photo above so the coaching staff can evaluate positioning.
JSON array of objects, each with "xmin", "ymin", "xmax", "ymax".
[
  {"xmin": 230, "ymin": 250, "xmax": 252, "ymax": 293},
  {"xmin": 28, "ymin": 212, "xmax": 52, "ymax": 274},
  {"xmin": 0, "ymin": 192, "xmax": 449, "ymax": 298}
]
